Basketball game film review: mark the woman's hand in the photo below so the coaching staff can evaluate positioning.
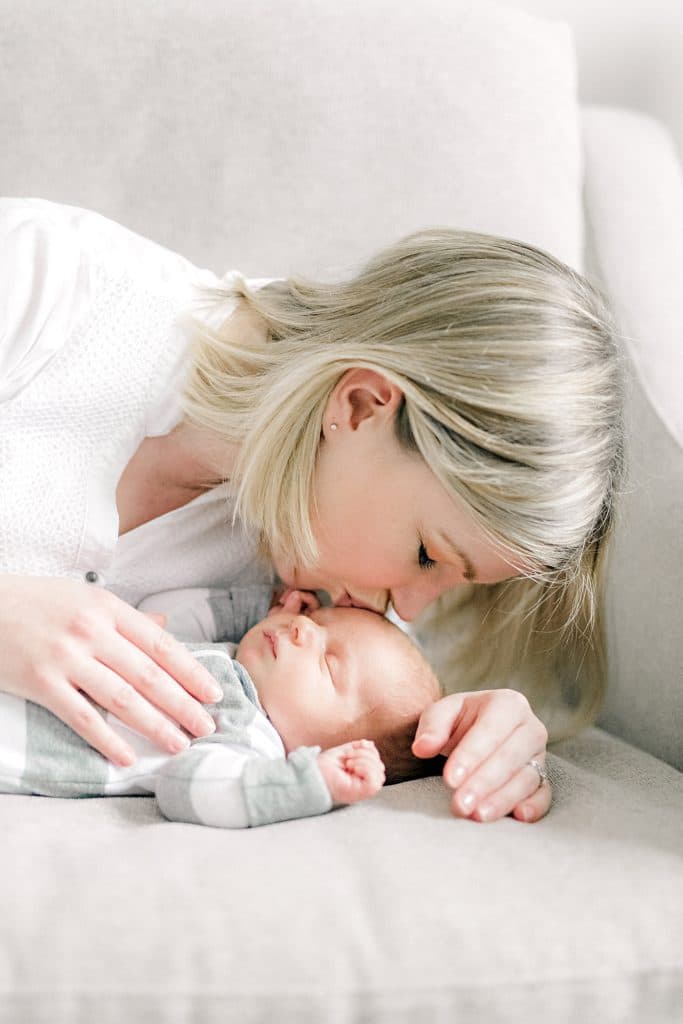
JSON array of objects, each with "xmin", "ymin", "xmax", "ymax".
[
  {"xmin": 412, "ymin": 689, "xmax": 551, "ymax": 823},
  {"xmin": 0, "ymin": 575, "xmax": 225, "ymax": 766},
  {"xmin": 317, "ymin": 739, "xmax": 386, "ymax": 805}
]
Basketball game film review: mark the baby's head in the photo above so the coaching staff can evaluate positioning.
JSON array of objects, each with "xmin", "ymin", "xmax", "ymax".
[{"xmin": 235, "ymin": 603, "xmax": 443, "ymax": 784}]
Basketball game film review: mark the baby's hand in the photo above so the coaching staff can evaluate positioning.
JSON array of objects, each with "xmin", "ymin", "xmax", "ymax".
[
  {"xmin": 317, "ymin": 739, "xmax": 386, "ymax": 806},
  {"xmin": 268, "ymin": 588, "xmax": 321, "ymax": 616}
]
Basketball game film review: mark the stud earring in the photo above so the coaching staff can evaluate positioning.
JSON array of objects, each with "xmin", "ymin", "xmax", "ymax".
[{"xmin": 329, "ymin": 423, "xmax": 338, "ymax": 432}]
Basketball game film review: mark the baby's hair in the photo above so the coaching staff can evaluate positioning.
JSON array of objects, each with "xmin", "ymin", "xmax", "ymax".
[
  {"xmin": 361, "ymin": 620, "xmax": 445, "ymax": 786},
  {"xmin": 377, "ymin": 719, "xmax": 446, "ymax": 787}
]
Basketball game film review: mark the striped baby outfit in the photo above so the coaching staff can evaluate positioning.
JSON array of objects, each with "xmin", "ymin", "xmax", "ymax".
[{"xmin": 0, "ymin": 642, "xmax": 332, "ymax": 828}]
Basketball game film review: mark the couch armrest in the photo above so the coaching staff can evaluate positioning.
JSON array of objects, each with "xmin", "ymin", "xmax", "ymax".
[{"xmin": 581, "ymin": 106, "xmax": 683, "ymax": 770}]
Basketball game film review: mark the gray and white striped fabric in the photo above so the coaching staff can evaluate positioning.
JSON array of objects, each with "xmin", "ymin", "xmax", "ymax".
[{"xmin": 0, "ymin": 641, "xmax": 332, "ymax": 827}]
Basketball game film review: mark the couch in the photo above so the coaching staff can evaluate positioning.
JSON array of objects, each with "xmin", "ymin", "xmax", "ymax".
[{"xmin": 1, "ymin": 2, "xmax": 681, "ymax": 1021}]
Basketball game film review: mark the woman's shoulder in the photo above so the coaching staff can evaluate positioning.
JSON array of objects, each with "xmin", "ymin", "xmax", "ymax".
[
  {"xmin": 0, "ymin": 198, "xmax": 226, "ymax": 403},
  {"xmin": 0, "ymin": 198, "xmax": 92, "ymax": 402},
  {"xmin": 1, "ymin": 197, "xmax": 219, "ymax": 289}
]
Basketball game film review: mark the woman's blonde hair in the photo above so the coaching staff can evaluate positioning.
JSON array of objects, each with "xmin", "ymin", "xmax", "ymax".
[{"xmin": 180, "ymin": 229, "xmax": 626, "ymax": 743}]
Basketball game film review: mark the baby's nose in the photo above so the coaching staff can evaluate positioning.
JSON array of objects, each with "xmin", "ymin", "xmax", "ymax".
[{"xmin": 289, "ymin": 615, "xmax": 319, "ymax": 646}]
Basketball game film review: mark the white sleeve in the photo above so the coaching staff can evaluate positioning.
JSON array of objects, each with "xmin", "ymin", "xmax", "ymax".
[
  {"xmin": 0, "ymin": 199, "xmax": 91, "ymax": 402},
  {"xmin": 0, "ymin": 196, "xmax": 284, "ymax": 407}
]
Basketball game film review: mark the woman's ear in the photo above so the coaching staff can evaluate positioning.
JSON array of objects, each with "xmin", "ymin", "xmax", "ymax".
[{"xmin": 325, "ymin": 368, "xmax": 404, "ymax": 434}]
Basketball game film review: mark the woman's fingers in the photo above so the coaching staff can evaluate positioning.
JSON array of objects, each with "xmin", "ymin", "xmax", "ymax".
[
  {"xmin": 510, "ymin": 770, "xmax": 553, "ymax": 823},
  {"xmin": 448, "ymin": 723, "xmax": 547, "ymax": 816},
  {"xmin": 412, "ymin": 691, "xmax": 474, "ymax": 759},
  {"xmin": 451, "ymin": 753, "xmax": 550, "ymax": 822},
  {"xmin": 142, "ymin": 611, "xmax": 168, "ymax": 628},
  {"xmin": 39, "ymin": 677, "xmax": 142, "ymax": 767},
  {"xmin": 413, "ymin": 689, "xmax": 532, "ymax": 770},
  {"xmin": 412, "ymin": 689, "xmax": 552, "ymax": 824},
  {"xmin": 69, "ymin": 655, "xmax": 211, "ymax": 759},
  {"xmin": 93, "ymin": 631, "xmax": 219, "ymax": 744},
  {"xmin": 0, "ymin": 577, "xmax": 225, "ymax": 765},
  {"xmin": 114, "ymin": 604, "xmax": 224, "ymax": 707},
  {"xmin": 67, "ymin": 599, "xmax": 224, "ymax": 760},
  {"xmin": 442, "ymin": 692, "xmax": 547, "ymax": 789}
]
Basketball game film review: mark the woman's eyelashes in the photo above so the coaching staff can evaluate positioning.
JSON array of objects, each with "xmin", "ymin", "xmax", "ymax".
[{"xmin": 418, "ymin": 540, "xmax": 437, "ymax": 571}]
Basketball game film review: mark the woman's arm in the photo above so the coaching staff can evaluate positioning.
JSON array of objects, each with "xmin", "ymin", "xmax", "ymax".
[{"xmin": 0, "ymin": 575, "xmax": 224, "ymax": 766}]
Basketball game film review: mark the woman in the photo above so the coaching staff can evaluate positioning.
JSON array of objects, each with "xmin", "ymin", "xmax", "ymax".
[{"xmin": 0, "ymin": 198, "xmax": 625, "ymax": 825}]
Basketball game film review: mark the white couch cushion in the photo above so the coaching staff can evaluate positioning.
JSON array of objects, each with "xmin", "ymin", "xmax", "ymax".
[
  {"xmin": 1, "ymin": 728, "xmax": 681, "ymax": 1023},
  {"xmin": 1, "ymin": 0, "xmax": 583, "ymax": 276},
  {"xmin": 582, "ymin": 107, "xmax": 683, "ymax": 770}
]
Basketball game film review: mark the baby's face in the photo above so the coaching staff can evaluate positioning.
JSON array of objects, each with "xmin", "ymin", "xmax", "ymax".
[{"xmin": 235, "ymin": 605, "xmax": 410, "ymax": 752}]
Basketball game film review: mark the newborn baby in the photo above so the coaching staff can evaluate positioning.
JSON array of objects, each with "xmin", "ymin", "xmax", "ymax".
[{"xmin": 0, "ymin": 590, "xmax": 441, "ymax": 827}]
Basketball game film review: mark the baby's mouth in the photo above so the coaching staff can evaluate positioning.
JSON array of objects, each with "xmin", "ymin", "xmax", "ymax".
[{"xmin": 263, "ymin": 630, "xmax": 278, "ymax": 658}]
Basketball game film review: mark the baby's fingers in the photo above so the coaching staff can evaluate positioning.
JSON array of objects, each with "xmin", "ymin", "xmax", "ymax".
[
  {"xmin": 344, "ymin": 751, "xmax": 385, "ymax": 789},
  {"xmin": 344, "ymin": 750, "xmax": 382, "ymax": 774},
  {"xmin": 278, "ymin": 589, "xmax": 321, "ymax": 615}
]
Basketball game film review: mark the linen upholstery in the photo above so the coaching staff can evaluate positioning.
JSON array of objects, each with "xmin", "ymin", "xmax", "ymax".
[
  {"xmin": 1, "ymin": 728, "xmax": 681, "ymax": 1024},
  {"xmin": 0, "ymin": 2, "xmax": 681, "ymax": 1022},
  {"xmin": 582, "ymin": 109, "xmax": 683, "ymax": 771},
  {"xmin": 2, "ymin": 0, "xmax": 583, "ymax": 276}
]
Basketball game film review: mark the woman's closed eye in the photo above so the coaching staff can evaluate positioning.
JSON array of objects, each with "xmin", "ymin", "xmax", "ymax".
[{"xmin": 418, "ymin": 539, "xmax": 437, "ymax": 571}]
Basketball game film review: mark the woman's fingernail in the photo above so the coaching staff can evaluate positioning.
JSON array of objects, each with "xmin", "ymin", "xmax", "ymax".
[
  {"xmin": 448, "ymin": 765, "xmax": 466, "ymax": 786},
  {"xmin": 197, "ymin": 715, "xmax": 216, "ymax": 736},
  {"xmin": 461, "ymin": 792, "xmax": 475, "ymax": 811},
  {"xmin": 415, "ymin": 732, "xmax": 436, "ymax": 749},
  {"xmin": 168, "ymin": 732, "xmax": 191, "ymax": 753},
  {"xmin": 206, "ymin": 685, "xmax": 223, "ymax": 702}
]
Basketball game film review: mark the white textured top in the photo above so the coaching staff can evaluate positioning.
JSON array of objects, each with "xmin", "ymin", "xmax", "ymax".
[{"xmin": 0, "ymin": 197, "xmax": 278, "ymax": 607}]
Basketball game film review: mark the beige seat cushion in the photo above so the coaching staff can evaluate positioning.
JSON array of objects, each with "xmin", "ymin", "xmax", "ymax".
[
  {"xmin": 582, "ymin": 109, "xmax": 683, "ymax": 770},
  {"xmin": 1, "ymin": 726, "xmax": 681, "ymax": 1023}
]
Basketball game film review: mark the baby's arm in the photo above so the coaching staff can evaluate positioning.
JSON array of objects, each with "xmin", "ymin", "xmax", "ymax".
[
  {"xmin": 154, "ymin": 739, "xmax": 385, "ymax": 828},
  {"xmin": 137, "ymin": 586, "xmax": 274, "ymax": 643},
  {"xmin": 154, "ymin": 741, "xmax": 331, "ymax": 827}
]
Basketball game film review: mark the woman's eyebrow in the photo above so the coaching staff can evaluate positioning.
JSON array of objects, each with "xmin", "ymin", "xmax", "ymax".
[{"xmin": 436, "ymin": 530, "xmax": 478, "ymax": 582}]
